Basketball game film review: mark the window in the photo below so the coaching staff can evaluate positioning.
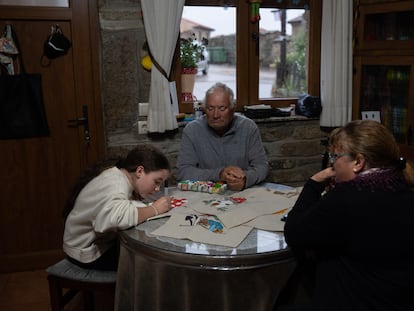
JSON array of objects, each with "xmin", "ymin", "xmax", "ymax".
[
  {"xmin": 176, "ymin": 0, "xmax": 321, "ymax": 113},
  {"xmin": 181, "ymin": 5, "xmax": 237, "ymax": 103},
  {"xmin": 258, "ymin": 8, "xmax": 307, "ymax": 99}
]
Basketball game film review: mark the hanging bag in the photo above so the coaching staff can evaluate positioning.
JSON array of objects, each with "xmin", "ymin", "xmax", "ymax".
[
  {"xmin": 0, "ymin": 24, "xmax": 19, "ymax": 74},
  {"xmin": 0, "ymin": 24, "xmax": 50, "ymax": 139},
  {"xmin": 43, "ymin": 24, "xmax": 71, "ymax": 59}
]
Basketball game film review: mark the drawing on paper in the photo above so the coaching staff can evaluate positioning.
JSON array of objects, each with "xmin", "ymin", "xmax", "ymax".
[
  {"xmin": 201, "ymin": 197, "xmax": 247, "ymax": 212},
  {"xmin": 197, "ymin": 215, "xmax": 224, "ymax": 233}
]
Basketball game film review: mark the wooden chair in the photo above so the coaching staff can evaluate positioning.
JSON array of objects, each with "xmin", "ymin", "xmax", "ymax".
[{"xmin": 46, "ymin": 258, "xmax": 117, "ymax": 311}]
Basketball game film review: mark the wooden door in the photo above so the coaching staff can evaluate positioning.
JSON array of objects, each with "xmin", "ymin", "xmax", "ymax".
[{"xmin": 0, "ymin": 0, "xmax": 104, "ymax": 272}]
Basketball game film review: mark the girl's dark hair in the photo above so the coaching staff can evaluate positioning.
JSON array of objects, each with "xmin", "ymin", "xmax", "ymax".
[
  {"xmin": 116, "ymin": 144, "xmax": 170, "ymax": 173},
  {"xmin": 63, "ymin": 144, "xmax": 170, "ymax": 219}
]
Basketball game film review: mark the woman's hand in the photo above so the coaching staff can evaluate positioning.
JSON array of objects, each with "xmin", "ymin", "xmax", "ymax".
[
  {"xmin": 311, "ymin": 167, "xmax": 335, "ymax": 183},
  {"xmin": 311, "ymin": 167, "xmax": 336, "ymax": 188}
]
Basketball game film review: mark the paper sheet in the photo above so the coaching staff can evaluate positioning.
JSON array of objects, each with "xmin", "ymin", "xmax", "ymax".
[
  {"xmin": 214, "ymin": 187, "xmax": 299, "ymax": 228},
  {"xmin": 245, "ymin": 207, "xmax": 292, "ymax": 231},
  {"xmin": 151, "ymin": 214, "xmax": 253, "ymax": 247},
  {"xmin": 148, "ymin": 184, "xmax": 301, "ymax": 247}
]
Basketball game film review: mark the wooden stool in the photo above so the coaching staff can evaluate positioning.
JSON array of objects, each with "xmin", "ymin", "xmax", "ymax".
[{"xmin": 46, "ymin": 258, "xmax": 117, "ymax": 311}]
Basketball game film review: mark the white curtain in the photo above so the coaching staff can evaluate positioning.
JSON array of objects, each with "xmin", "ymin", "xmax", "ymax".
[
  {"xmin": 319, "ymin": 1, "xmax": 353, "ymax": 127},
  {"xmin": 141, "ymin": 0, "xmax": 185, "ymax": 133}
]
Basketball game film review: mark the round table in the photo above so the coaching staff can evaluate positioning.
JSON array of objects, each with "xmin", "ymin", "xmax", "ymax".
[{"xmin": 114, "ymin": 218, "xmax": 296, "ymax": 311}]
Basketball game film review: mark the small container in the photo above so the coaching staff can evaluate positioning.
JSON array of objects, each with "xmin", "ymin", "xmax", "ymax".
[
  {"xmin": 290, "ymin": 104, "xmax": 296, "ymax": 116},
  {"xmin": 194, "ymin": 101, "xmax": 203, "ymax": 120}
]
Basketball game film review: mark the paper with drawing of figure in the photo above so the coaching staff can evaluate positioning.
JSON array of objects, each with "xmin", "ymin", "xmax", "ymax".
[
  {"xmin": 151, "ymin": 213, "xmax": 200, "ymax": 239},
  {"xmin": 151, "ymin": 213, "xmax": 252, "ymax": 247},
  {"xmin": 190, "ymin": 196, "xmax": 244, "ymax": 214},
  {"xmin": 148, "ymin": 185, "xmax": 301, "ymax": 246}
]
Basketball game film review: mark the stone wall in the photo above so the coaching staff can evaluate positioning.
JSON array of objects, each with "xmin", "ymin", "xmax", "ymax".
[
  {"xmin": 99, "ymin": 0, "xmax": 148, "ymax": 138},
  {"xmin": 98, "ymin": 0, "xmax": 327, "ymax": 187}
]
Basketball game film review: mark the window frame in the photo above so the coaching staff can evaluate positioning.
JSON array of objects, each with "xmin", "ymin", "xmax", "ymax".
[{"xmin": 175, "ymin": 0, "xmax": 321, "ymax": 112}]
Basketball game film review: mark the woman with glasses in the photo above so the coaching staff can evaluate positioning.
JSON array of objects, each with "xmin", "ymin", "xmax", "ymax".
[{"xmin": 279, "ymin": 120, "xmax": 414, "ymax": 311}]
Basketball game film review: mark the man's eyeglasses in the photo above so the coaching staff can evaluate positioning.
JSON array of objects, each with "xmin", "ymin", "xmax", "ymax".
[
  {"xmin": 328, "ymin": 153, "xmax": 352, "ymax": 163},
  {"xmin": 206, "ymin": 106, "xmax": 229, "ymax": 112}
]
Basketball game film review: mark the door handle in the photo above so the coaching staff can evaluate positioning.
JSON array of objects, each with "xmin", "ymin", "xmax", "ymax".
[
  {"xmin": 68, "ymin": 105, "xmax": 90, "ymax": 146},
  {"xmin": 67, "ymin": 117, "xmax": 87, "ymax": 126}
]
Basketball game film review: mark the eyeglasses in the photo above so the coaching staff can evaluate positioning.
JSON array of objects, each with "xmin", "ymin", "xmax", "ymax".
[
  {"xmin": 205, "ymin": 106, "xmax": 229, "ymax": 113},
  {"xmin": 328, "ymin": 153, "xmax": 352, "ymax": 163}
]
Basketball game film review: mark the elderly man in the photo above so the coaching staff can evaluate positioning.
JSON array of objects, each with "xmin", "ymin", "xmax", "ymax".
[{"xmin": 176, "ymin": 82, "xmax": 269, "ymax": 191}]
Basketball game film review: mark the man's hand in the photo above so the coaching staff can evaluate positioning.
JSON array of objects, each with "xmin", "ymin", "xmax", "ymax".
[{"xmin": 220, "ymin": 166, "xmax": 246, "ymax": 191}]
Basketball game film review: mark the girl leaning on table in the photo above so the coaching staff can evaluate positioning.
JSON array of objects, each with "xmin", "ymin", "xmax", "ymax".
[
  {"xmin": 62, "ymin": 144, "xmax": 172, "ymax": 271},
  {"xmin": 279, "ymin": 120, "xmax": 414, "ymax": 311}
]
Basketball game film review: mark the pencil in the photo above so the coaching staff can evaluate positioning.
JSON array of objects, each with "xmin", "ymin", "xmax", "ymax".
[{"xmin": 273, "ymin": 208, "xmax": 288, "ymax": 215}]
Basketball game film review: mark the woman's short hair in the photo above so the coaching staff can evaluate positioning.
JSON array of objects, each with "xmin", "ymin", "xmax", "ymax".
[{"xmin": 329, "ymin": 120, "xmax": 400, "ymax": 169}]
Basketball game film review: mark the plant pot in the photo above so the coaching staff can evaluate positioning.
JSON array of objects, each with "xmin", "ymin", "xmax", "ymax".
[{"xmin": 181, "ymin": 67, "xmax": 197, "ymax": 102}]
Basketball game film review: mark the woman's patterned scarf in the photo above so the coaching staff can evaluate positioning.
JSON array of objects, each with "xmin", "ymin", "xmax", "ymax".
[{"xmin": 346, "ymin": 168, "xmax": 407, "ymax": 192}]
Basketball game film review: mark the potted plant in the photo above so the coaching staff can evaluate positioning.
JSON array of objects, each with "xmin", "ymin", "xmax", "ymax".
[
  {"xmin": 180, "ymin": 34, "xmax": 208, "ymax": 71},
  {"xmin": 180, "ymin": 34, "xmax": 208, "ymax": 101}
]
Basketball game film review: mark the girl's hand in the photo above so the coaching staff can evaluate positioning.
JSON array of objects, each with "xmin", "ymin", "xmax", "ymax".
[{"xmin": 152, "ymin": 196, "xmax": 172, "ymax": 214}]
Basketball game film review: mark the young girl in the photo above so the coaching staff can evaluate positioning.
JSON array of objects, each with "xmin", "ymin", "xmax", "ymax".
[{"xmin": 63, "ymin": 144, "xmax": 172, "ymax": 271}]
